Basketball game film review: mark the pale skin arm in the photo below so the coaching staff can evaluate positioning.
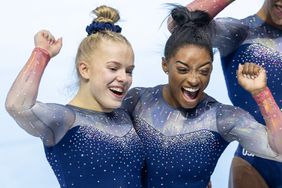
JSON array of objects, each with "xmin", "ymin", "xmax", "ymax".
[
  {"xmin": 167, "ymin": 0, "xmax": 235, "ymax": 32},
  {"xmin": 237, "ymin": 63, "xmax": 282, "ymax": 155},
  {"xmin": 5, "ymin": 30, "xmax": 63, "ymax": 139}
]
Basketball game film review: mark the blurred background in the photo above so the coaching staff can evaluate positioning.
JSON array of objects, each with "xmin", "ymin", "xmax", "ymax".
[{"xmin": 0, "ymin": 0, "xmax": 263, "ymax": 187}]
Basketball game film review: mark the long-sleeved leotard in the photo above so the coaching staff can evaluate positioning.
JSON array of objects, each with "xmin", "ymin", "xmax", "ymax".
[
  {"xmin": 122, "ymin": 85, "xmax": 282, "ymax": 188},
  {"xmin": 43, "ymin": 104, "xmax": 145, "ymax": 188},
  {"xmin": 184, "ymin": 0, "xmax": 282, "ymax": 186},
  {"xmin": 5, "ymin": 49, "xmax": 145, "ymax": 188}
]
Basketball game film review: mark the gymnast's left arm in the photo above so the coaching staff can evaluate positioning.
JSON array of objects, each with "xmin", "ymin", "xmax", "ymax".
[
  {"xmin": 217, "ymin": 63, "xmax": 282, "ymax": 161},
  {"xmin": 237, "ymin": 63, "xmax": 282, "ymax": 155}
]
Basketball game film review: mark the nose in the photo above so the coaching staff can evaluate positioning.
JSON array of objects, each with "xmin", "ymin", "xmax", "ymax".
[
  {"xmin": 187, "ymin": 72, "xmax": 199, "ymax": 86},
  {"xmin": 116, "ymin": 70, "xmax": 127, "ymax": 82}
]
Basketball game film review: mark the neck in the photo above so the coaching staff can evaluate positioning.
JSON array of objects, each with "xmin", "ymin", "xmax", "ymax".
[
  {"xmin": 162, "ymin": 84, "xmax": 176, "ymax": 108},
  {"xmin": 68, "ymin": 86, "xmax": 112, "ymax": 113}
]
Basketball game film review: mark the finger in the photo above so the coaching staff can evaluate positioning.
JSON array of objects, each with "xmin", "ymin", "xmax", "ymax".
[
  {"xmin": 48, "ymin": 33, "xmax": 55, "ymax": 44},
  {"xmin": 243, "ymin": 62, "xmax": 257, "ymax": 79},
  {"xmin": 42, "ymin": 31, "xmax": 50, "ymax": 39},
  {"xmin": 248, "ymin": 63, "xmax": 256, "ymax": 79},
  {"xmin": 43, "ymin": 32, "xmax": 55, "ymax": 45},
  {"xmin": 236, "ymin": 63, "xmax": 243, "ymax": 77},
  {"xmin": 253, "ymin": 64, "xmax": 261, "ymax": 78},
  {"xmin": 242, "ymin": 63, "xmax": 250, "ymax": 78},
  {"xmin": 49, "ymin": 38, "xmax": 56, "ymax": 45}
]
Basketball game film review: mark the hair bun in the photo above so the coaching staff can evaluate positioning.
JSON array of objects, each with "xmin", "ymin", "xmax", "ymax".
[
  {"xmin": 94, "ymin": 5, "xmax": 120, "ymax": 24},
  {"xmin": 171, "ymin": 5, "xmax": 211, "ymax": 28},
  {"xmin": 86, "ymin": 5, "xmax": 122, "ymax": 36}
]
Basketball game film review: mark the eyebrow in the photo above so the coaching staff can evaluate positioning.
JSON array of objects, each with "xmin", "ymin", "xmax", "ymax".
[
  {"xmin": 106, "ymin": 61, "xmax": 121, "ymax": 65},
  {"xmin": 107, "ymin": 61, "xmax": 135, "ymax": 69},
  {"xmin": 175, "ymin": 60, "xmax": 211, "ymax": 68}
]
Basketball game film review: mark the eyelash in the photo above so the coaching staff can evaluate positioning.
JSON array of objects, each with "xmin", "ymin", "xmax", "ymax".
[
  {"xmin": 177, "ymin": 68, "xmax": 189, "ymax": 73},
  {"xmin": 199, "ymin": 69, "xmax": 209, "ymax": 76},
  {"xmin": 177, "ymin": 67, "xmax": 209, "ymax": 75},
  {"xmin": 110, "ymin": 68, "xmax": 117, "ymax": 71},
  {"xmin": 126, "ymin": 70, "xmax": 133, "ymax": 76},
  {"xmin": 109, "ymin": 67, "xmax": 133, "ymax": 76}
]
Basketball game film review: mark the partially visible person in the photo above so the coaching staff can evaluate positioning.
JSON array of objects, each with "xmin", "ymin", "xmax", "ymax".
[
  {"xmin": 5, "ymin": 5, "xmax": 145, "ymax": 188},
  {"xmin": 167, "ymin": 0, "xmax": 282, "ymax": 187},
  {"xmin": 122, "ymin": 5, "xmax": 282, "ymax": 188}
]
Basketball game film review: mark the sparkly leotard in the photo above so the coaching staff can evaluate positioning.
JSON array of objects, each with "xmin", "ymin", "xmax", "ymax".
[
  {"xmin": 122, "ymin": 85, "xmax": 281, "ymax": 188},
  {"xmin": 13, "ymin": 102, "xmax": 146, "ymax": 188},
  {"xmin": 42, "ymin": 104, "xmax": 145, "ymax": 188},
  {"xmin": 213, "ymin": 15, "xmax": 282, "ymax": 187}
]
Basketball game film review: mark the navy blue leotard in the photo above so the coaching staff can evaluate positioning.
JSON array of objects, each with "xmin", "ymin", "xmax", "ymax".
[
  {"xmin": 20, "ymin": 102, "xmax": 145, "ymax": 188},
  {"xmin": 122, "ymin": 85, "xmax": 281, "ymax": 188}
]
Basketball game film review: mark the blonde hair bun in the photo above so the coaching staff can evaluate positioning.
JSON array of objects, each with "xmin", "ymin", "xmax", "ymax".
[{"xmin": 93, "ymin": 5, "xmax": 120, "ymax": 24}]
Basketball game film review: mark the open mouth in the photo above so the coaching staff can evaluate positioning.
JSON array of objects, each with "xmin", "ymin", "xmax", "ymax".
[
  {"xmin": 182, "ymin": 87, "xmax": 200, "ymax": 101},
  {"xmin": 109, "ymin": 87, "xmax": 124, "ymax": 97}
]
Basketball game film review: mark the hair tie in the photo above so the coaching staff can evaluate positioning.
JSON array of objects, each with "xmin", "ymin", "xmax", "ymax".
[{"xmin": 86, "ymin": 21, "xmax": 122, "ymax": 36}]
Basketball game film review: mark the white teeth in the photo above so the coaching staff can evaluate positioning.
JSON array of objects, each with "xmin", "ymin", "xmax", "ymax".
[
  {"xmin": 110, "ymin": 87, "xmax": 123, "ymax": 93},
  {"xmin": 183, "ymin": 87, "xmax": 199, "ymax": 92}
]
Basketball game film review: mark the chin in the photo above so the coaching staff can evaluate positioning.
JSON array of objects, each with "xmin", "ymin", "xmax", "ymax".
[
  {"xmin": 112, "ymin": 101, "xmax": 122, "ymax": 108},
  {"xmin": 275, "ymin": 20, "xmax": 282, "ymax": 26},
  {"xmin": 102, "ymin": 102, "xmax": 122, "ymax": 112}
]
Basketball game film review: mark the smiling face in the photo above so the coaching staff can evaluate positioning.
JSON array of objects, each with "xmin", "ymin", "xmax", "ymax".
[
  {"xmin": 162, "ymin": 44, "xmax": 213, "ymax": 109},
  {"xmin": 82, "ymin": 40, "xmax": 134, "ymax": 112},
  {"xmin": 261, "ymin": 0, "xmax": 282, "ymax": 27}
]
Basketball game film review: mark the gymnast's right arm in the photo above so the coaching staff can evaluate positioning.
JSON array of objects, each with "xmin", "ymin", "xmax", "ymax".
[
  {"xmin": 167, "ymin": 0, "xmax": 235, "ymax": 32},
  {"xmin": 5, "ymin": 30, "xmax": 74, "ymax": 146}
]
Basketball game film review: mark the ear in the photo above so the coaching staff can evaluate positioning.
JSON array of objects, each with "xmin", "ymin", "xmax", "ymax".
[
  {"xmin": 78, "ymin": 61, "xmax": 91, "ymax": 80},
  {"xmin": 162, "ymin": 57, "xmax": 169, "ymax": 74}
]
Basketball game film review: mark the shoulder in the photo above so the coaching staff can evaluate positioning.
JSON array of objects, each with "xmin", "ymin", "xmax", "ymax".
[
  {"xmin": 34, "ymin": 102, "xmax": 75, "ymax": 116},
  {"xmin": 113, "ymin": 107, "xmax": 132, "ymax": 118},
  {"xmin": 216, "ymin": 17, "xmax": 240, "ymax": 23},
  {"xmin": 215, "ymin": 104, "xmax": 252, "ymax": 137},
  {"xmin": 215, "ymin": 16, "xmax": 249, "ymax": 29},
  {"xmin": 31, "ymin": 102, "xmax": 76, "ymax": 127},
  {"xmin": 126, "ymin": 85, "xmax": 162, "ymax": 98},
  {"xmin": 216, "ymin": 103, "xmax": 254, "ymax": 123},
  {"xmin": 216, "ymin": 103, "xmax": 245, "ymax": 114}
]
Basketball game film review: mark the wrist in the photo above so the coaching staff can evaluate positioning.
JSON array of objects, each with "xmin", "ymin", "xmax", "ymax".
[
  {"xmin": 252, "ymin": 87, "xmax": 270, "ymax": 103},
  {"xmin": 33, "ymin": 47, "xmax": 51, "ymax": 61}
]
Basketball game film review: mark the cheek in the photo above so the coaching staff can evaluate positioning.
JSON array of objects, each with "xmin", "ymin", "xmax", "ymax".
[
  {"xmin": 169, "ymin": 72, "xmax": 183, "ymax": 84},
  {"xmin": 170, "ymin": 79, "xmax": 182, "ymax": 97},
  {"xmin": 201, "ymin": 76, "xmax": 211, "ymax": 88},
  {"xmin": 99, "ymin": 70, "xmax": 116, "ymax": 82},
  {"xmin": 127, "ymin": 76, "xmax": 133, "ymax": 86}
]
